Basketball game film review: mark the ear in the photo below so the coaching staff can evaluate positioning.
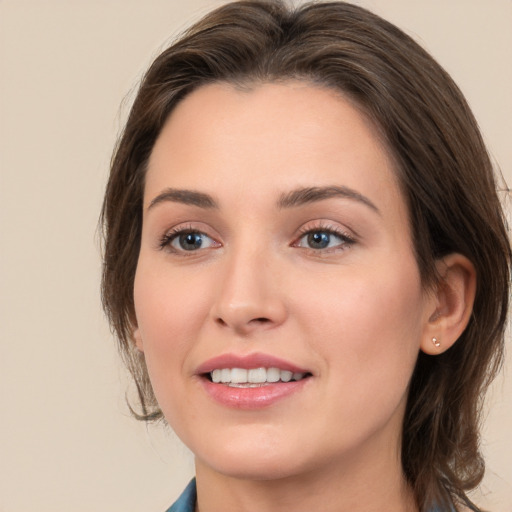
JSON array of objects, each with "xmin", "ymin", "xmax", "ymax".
[
  {"xmin": 132, "ymin": 326, "xmax": 144, "ymax": 352},
  {"xmin": 420, "ymin": 253, "xmax": 476, "ymax": 355}
]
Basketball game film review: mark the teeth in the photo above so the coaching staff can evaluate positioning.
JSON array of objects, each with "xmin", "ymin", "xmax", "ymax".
[
  {"xmin": 267, "ymin": 367, "xmax": 280, "ymax": 383},
  {"xmin": 209, "ymin": 367, "xmax": 306, "ymax": 385},
  {"xmin": 248, "ymin": 368, "xmax": 267, "ymax": 383},
  {"xmin": 230, "ymin": 368, "xmax": 248, "ymax": 383},
  {"xmin": 281, "ymin": 370, "xmax": 293, "ymax": 382}
]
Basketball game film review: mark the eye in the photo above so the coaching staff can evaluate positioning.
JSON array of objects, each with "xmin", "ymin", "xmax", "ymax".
[
  {"xmin": 160, "ymin": 229, "xmax": 219, "ymax": 253},
  {"xmin": 294, "ymin": 228, "xmax": 355, "ymax": 251}
]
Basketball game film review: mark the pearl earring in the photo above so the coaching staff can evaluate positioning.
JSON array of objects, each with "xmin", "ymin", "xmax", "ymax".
[{"xmin": 432, "ymin": 337, "xmax": 441, "ymax": 348}]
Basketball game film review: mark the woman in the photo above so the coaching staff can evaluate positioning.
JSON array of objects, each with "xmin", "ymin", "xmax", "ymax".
[{"xmin": 101, "ymin": 1, "xmax": 511, "ymax": 511}]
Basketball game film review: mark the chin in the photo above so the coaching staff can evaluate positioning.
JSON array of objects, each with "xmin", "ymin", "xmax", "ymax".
[
  {"xmin": 205, "ymin": 456, "xmax": 305, "ymax": 482},
  {"xmin": 193, "ymin": 435, "xmax": 311, "ymax": 481}
]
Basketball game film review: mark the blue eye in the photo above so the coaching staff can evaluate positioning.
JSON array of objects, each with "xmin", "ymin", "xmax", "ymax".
[
  {"xmin": 296, "ymin": 229, "xmax": 353, "ymax": 250},
  {"xmin": 161, "ymin": 230, "xmax": 218, "ymax": 252},
  {"xmin": 174, "ymin": 232, "xmax": 205, "ymax": 251},
  {"xmin": 306, "ymin": 232, "xmax": 331, "ymax": 249}
]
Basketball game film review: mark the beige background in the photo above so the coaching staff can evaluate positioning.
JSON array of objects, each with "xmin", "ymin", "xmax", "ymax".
[{"xmin": 0, "ymin": 0, "xmax": 511, "ymax": 510}]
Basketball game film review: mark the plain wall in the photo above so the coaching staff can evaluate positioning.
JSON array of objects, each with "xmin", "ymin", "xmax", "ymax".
[{"xmin": 0, "ymin": 1, "xmax": 510, "ymax": 510}]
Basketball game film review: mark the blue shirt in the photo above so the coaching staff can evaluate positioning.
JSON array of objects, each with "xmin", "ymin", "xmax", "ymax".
[
  {"xmin": 165, "ymin": 479, "xmax": 448, "ymax": 512},
  {"xmin": 166, "ymin": 479, "xmax": 196, "ymax": 512}
]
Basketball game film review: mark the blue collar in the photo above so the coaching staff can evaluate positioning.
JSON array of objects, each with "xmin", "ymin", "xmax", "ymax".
[{"xmin": 165, "ymin": 479, "xmax": 196, "ymax": 512}]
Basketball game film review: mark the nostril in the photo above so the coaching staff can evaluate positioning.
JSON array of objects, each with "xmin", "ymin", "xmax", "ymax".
[
  {"xmin": 252, "ymin": 317, "xmax": 271, "ymax": 323},
  {"xmin": 214, "ymin": 316, "xmax": 271, "ymax": 330}
]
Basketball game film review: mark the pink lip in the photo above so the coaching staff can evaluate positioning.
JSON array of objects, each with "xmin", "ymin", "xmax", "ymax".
[
  {"xmin": 200, "ymin": 379, "xmax": 309, "ymax": 409},
  {"xmin": 195, "ymin": 352, "xmax": 309, "ymax": 374},
  {"xmin": 195, "ymin": 352, "xmax": 311, "ymax": 410}
]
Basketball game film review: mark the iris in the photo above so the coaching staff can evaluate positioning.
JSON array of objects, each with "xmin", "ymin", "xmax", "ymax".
[
  {"xmin": 179, "ymin": 233, "xmax": 203, "ymax": 250},
  {"xmin": 307, "ymin": 232, "xmax": 331, "ymax": 249}
]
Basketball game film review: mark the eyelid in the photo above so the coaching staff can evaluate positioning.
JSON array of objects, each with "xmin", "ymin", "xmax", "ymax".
[
  {"xmin": 292, "ymin": 220, "xmax": 357, "ymax": 251},
  {"xmin": 158, "ymin": 223, "xmax": 222, "ymax": 254},
  {"xmin": 155, "ymin": 219, "xmax": 356, "ymax": 255}
]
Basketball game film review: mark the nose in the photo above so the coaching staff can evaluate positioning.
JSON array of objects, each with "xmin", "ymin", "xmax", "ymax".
[{"xmin": 211, "ymin": 246, "xmax": 287, "ymax": 336}]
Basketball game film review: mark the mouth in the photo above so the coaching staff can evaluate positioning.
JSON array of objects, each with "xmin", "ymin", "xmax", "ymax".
[
  {"xmin": 205, "ymin": 367, "xmax": 311, "ymax": 387},
  {"xmin": 196, "ymin": 353, "xmax": 313, "ymax": 408}
]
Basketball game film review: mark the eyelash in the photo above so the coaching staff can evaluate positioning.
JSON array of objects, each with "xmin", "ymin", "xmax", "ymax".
[
  {"xmin": 158, "ymin": 222, "xmax": 356, "ymax": 255},
  {"xmin": 293, "ymin": 223, "xmax": 356, "ymax": 253},
  {"xmin": 158, "ymin": 225, "xmax": 218, "ymax": 255}
]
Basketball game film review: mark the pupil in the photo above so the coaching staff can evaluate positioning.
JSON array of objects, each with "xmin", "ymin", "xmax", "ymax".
[
  {"xmin": 180, "ymin": 233, "xmax": 202, "ymax": 250},
  {"xmin": 308, "ymin": 232, "xmax": 330, "ymax": 249}
]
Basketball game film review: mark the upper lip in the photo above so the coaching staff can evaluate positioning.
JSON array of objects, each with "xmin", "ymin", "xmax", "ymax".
[{"xmin": 195, "ymin": 352, "xmax": 310, "ymax": 375}]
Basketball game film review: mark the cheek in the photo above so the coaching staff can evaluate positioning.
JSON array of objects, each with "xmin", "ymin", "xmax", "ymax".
[
  {"xmin": 297, "ymin": 262, "xmax": 425, "ymax": 395},
  {"xmin": 133, "ymin": 261, "xmax": 211, "ymax": 369},
  {"xmin": 132, "ymin": 261, "xmax": 213, "ymax": 425}
]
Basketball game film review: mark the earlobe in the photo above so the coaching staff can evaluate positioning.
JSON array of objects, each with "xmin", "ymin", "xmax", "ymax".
[
  {"xmin": 132, "ymin": 327, "xmax": 144, "ymax": 352},
  {"xmin": 420, "ymin": 254, "xmax": 476, "ymax": 355}
]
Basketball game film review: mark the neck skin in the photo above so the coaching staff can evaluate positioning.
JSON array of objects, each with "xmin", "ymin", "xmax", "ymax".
[{"xmin": 194, "ymin": 405, "xmax": 418, "ymax": 512}]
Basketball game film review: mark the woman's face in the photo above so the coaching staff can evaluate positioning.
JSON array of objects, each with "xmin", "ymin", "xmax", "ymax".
[{"xmin": 134, "ymin": 82, "xmax": 435, "ymax": 481}]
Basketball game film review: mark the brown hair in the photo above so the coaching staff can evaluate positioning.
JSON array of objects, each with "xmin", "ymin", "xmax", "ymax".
[{"xmin": 101, "ymin": 1, "xmax": 511, "ymax": 510}]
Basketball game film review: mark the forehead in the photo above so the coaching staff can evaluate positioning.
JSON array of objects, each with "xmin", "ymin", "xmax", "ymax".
[{"xmin": 145, "ymin": 81, "xmax": 404, "ymax": 219}]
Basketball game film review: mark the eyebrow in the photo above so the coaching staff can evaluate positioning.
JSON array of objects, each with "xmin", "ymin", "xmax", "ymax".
[
  {"xmin": 147, "ymin": 185, "xmax": 379, "ymax": 214},
  {"xmin": 147, "ymin": 188, "xmax": 218, "ymax": 211},
  {"xmin": 278, "ymin": 186, "xmax": 380, "ymax": 214}
]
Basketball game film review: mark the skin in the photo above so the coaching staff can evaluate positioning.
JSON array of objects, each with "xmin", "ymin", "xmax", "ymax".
[{"xmin": 133, "ymin": 82, "xmax": 474, "ymax": 512}]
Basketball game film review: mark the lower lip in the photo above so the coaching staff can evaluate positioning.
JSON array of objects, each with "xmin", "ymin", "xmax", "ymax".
[{"xmin": 200, "ymin": 378, "xmax": 309, "ymax": 409}]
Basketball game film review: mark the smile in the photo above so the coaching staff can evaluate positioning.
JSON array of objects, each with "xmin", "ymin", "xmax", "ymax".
[
  {"xmin": 209, "ymin": 367, "xmax": 307, "ymax": 386},
  {"xmin": 196, "ymin": 353, "xmax": 312, "ymax": 409}
]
